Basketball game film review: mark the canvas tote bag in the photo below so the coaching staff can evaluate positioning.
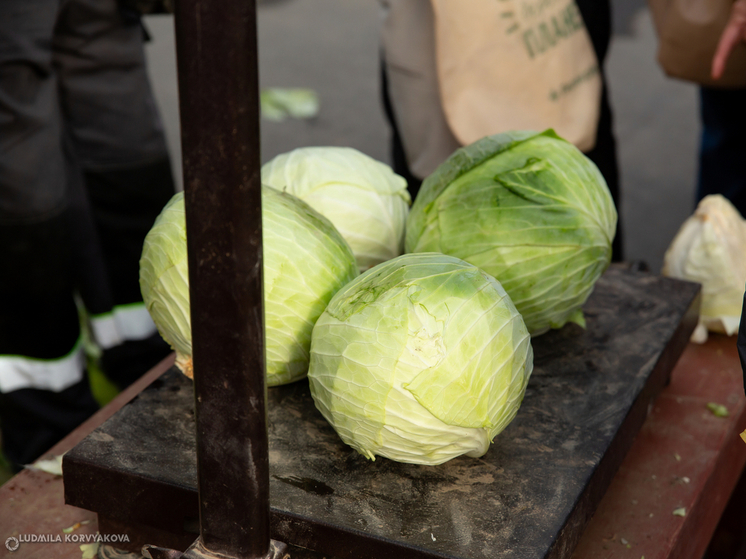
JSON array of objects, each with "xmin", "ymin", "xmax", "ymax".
[
  {"xmin": 648, "ymin": 0, "xmax": 746, "ymax": 88},
  {"xmin": 430, "ymin": 0, "xmax": 602, "ymax": 152}
]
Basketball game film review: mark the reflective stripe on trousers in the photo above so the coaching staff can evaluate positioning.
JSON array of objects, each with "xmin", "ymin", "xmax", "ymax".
[
  {"xmin": 90, "ymin": 304, "xmax": 159, "ymax": 350},
  {"xmin": 0, "ymin": 339, "xmax": 85, "ymax": 393}
]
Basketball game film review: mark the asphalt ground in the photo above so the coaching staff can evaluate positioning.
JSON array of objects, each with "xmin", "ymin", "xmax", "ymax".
[{"xmin": 143, "ymin": 0, "xmax": 701, "ymax": 273}]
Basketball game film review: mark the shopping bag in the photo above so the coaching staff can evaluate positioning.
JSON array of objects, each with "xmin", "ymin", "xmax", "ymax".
[
  {"xmin": 648, "ymin": 0, "xmax": 746, "ymax": 88},
  {"xmin": 430, "ymin": 0, "xmax": 602, "ymax": 151}
]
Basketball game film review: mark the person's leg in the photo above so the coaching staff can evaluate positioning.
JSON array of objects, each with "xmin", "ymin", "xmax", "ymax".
[
  {"xmin": 54, "ymin": 0, "xmax": 175, "ymax": 389},
  {"xmin": 575, "ymin": 0, "xmax": 623, "ymax": 262},
  {"xmin": 380, "ymin": 59, "xmax": 423, "ymax": 200},
  {"xmin": 583, "ymin": 82, "xmax": 623, "ymax": 262},
  {"xmin": 698, "ymin": 87, "xmax": 746, "ymax": 216},
  {"xmin": 574, "ymin": 0, "xmax": 612, "ymax": 65},
  {"xmin": 0, "ymin": 376, "xmax": 98, "ymax": 470},
  {"xmin": 739, "ymin": 292, "xmax": 746, "ymax": 396},
  {"xmin": 0, "ymin": 0, "xmax": 99, "ymax": 468}
]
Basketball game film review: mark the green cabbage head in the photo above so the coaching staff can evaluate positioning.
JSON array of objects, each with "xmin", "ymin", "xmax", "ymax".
[
  {"xmin": 405, "ymin": 130, "xmax": 617, "ymax": 335},
  {"xmin": 139, "ymin": 187, "xmax": 359, "ymax": 385},
  {"xmin": 261, "ymin": 147, "xmax": 411, "ymax": 271},
  {"xmin": 308, "ymin": 252, "xmax": 533, "ymax": 465}
]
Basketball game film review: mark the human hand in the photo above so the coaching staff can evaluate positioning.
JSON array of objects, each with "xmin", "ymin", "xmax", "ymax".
[{"xmin": 712, "ymin": 0, "xmax": 746, "ymax": 80}]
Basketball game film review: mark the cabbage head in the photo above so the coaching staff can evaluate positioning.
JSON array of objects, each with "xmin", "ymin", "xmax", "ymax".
[
  {"xmin": 405, "ymin": 130, "xmax": 617, "ymax": 335},
  {"xmin": 139, "ymin": 187, "xmax": 359, "ymax": 385},
  {"xmin": 662, "ymin": 194, "xmax": 746, "ymax": 342},
  {"xmin": 261, "ymin": 147, "xmax": 411, "ymax": 271},
  {"xmin": 308, "ymin": 252, "xmax": 533, "ymax": 465}
]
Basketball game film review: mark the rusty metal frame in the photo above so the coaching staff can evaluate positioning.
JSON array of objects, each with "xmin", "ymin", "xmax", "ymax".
[{"xmin": 151, "ymin": 0, "xmax": 283, "ymax": 557}]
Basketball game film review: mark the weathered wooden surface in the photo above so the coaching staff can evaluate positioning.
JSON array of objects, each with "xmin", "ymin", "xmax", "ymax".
[
  {"xmin": 63, "ymin": 267, "xmax": 700, "ymax": 559},
  {"xmin": 570, "ymin": 334, "xmax": 746, "ymax": 559},
  {"xmin": 0, "ymin": 355, "xmax": 174, "ymax": 559}
]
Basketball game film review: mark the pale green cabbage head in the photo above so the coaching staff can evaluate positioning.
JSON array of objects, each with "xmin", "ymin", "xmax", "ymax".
[
  {"xmin": 308, "ymin": 252, "xmax": 533, "ymax": 465},
  {"xmin": 261, "ymin": 147, "xmax": 411, "ymax": 271},
  {"xmin": 405, "ymin": 130, "xmax": 617, "ymax": 335},
  {"xmin": 139, "ymin": 187, "xmax": 359, "ymax": 385},
  {"xmin": 662, "ymin": 194, "xmax": 746, "ymax": 341}
]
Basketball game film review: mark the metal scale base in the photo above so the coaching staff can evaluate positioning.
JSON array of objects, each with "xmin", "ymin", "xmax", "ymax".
[{"xmin": 63, "ymin": 266, "xmax": 700, "ymax": 559}]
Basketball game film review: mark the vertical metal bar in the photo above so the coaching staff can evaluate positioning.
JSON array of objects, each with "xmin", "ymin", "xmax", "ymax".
[{"xmin": 173, "ymin": 0, "xmax": 268, "ymax": 557}]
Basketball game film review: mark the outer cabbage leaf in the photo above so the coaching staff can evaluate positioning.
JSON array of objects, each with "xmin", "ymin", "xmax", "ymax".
[
  {"xmin": 405, "ymin": 129, "xmax": 617, "ymax": 335},
  {"xmin": 139, "ymin": 194, "xmax": 192, "ymax": 371},
  {"xmin": 662, "ymin": 194, "xmax": 746, "ymax": 341},
  {"xmin": 308, "ymin": 252, "xmax": 533, "ymax": 465},
  {"xmin": 260, "ymin": 88, "xmax": 319, "ymax": 121},
  {"xmin": 139, "ymin": 187, "xmax": 359, "ymax": 385},
  {"xmin": 262, "ymin": 147, "xmax": 411, "ymax": 270}
]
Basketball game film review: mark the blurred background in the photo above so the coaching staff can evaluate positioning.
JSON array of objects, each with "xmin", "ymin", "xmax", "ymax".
[{"xmin": 142, "ymin": 0, "xmax": 698, "ymax": 274}]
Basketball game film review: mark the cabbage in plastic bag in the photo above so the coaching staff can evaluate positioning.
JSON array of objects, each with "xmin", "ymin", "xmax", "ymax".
[{"xmin": 662, "ymin": 195, "xmax": 746, "ymax": 342}]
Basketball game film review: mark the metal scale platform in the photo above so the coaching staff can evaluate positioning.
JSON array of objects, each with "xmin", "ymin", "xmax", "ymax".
[
  {"xmin": 61, "ymin": 2, "xmax": 701, "ymax": 559},
  {"xmin": 64, "ymin": 267, "xmax": 699, "ymax": 559}
]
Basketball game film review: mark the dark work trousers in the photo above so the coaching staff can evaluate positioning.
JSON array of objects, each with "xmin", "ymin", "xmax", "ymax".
[
  {"xmin": 699, "ymin": 90, "xmax": 746, "ymax": 399},
  {"xmin": 0, "ymin": 0, "xmax": 175, "ymax": 469},
  {"xmin": 698, "ymin": 87, "xmax": 746, "ymax": 217},
  {"xmin": 381, "ymin": 0, "xmax": 623, "ymax": 262},
  {"xmin": 739, "ymin": 291, "xmax": 746, "ymax": 395}
]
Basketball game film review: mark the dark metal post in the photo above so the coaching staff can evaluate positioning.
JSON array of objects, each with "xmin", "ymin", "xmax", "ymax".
[{"xmin": 172, "ymin": 0, "xmax": 272, "ymax": 558}]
